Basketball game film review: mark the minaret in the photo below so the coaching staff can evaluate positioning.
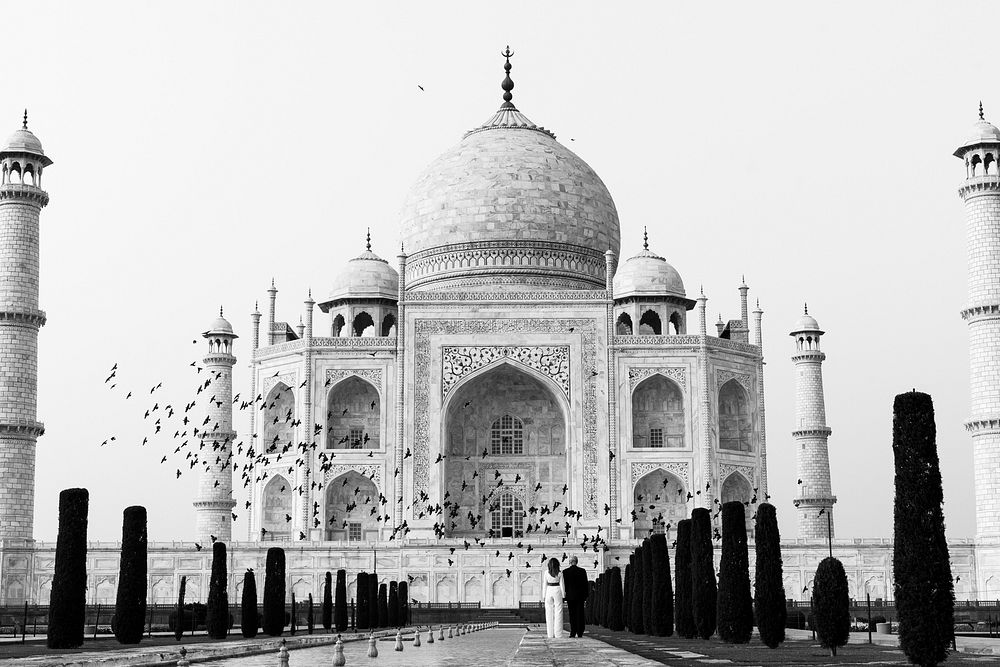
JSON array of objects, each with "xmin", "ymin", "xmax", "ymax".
[
  {"xmin": 193, "ymin": 308, "xmax": 238, "ymax": 543},
  {"xmin": 267, "ymin": 280, "xmax": 277, "ymax": 345},
  {"xmin": 0, "ymin": 113, "xmax": 51, "ymax": 540},
  {"xmin": 790, "ymin": 305, "xmax": 836, "ymax": 539},
  {"xmin": 957, "ymin": 104, "xmax": 1000, "ymax": 544}
]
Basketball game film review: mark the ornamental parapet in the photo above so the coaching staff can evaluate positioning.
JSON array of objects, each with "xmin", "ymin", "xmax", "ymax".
[
  {"xmin": 0, "ymin": 308, "xmax": 46, "ymax": 327},
  {"xmin": 202, "ymin": 353, "xmax": 236, "ymax": 366},
  {"xmin": 198, "ymin": 429, "xmax": 237, "ymax": 441},
  {"xmin": 791, "ymin": 350, "xmax": 826, "ymax": 363},
  {"xmin": 403, "ymin": 289, "xmax": 608, "ymax": 304},
  {"xmin": 792, "ymin": 427, "xmax": 832, "ymax": 438},
  {"xmin": 0, "ymin": 183, "xmax": 48, "ymax": 207},
  {"xmin": 959, "ymin": 176, "xmax": 1000, "ymax": 199},
  {"xmin": 255, "ymin": 336, "xmax": 398, "ymax": 361},
  {"xmin": 961, "ymin": 302, "xmax": 1000, "ymax": 321},
  {"xmin": 612, "ymin": 334, "xmax": 761, "ymax": 356},
  {"xmin": 793, "ymin": 495, "xmax": 837, "ymax": 506},
  {"xmin": 192, "ymin": 498, "xmax": 236, "ymax": 510},
  {"xmin": 0, "ymin": 419, "xmax": 45, "ymax": 437}
]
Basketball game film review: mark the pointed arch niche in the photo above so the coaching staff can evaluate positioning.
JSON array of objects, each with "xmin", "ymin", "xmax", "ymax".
[
  {"xmin": 632, "ymin": 468, "xmax": 687, "ymax": 541},
  {"xmin": 261, "ymin": 475, "xmax": 293, "ymax": 541},
  {"xmin": 718, "ymin": 379, "xmax": 752, "ymax": 452},
  {"xmin": 262, "ymin": 383, "xmax": 295, "ymax": 452},
  {"xmin": 324, "ymin": 470, "xmax": 381, "ymax": 541},
  {"xmin": 326, "ymin": 376, "xmax": 380, "ymax": 449},
  {"xmin": 631, "ymin": 374, "xmax": 685, "ymax": 449},
  {"xmin": 441, "ymin": 361, "xmax": 569, "ymax": 537},
  {"xmin": 721, "ymin": 472, "xmax": 754, "ymax": 533}
]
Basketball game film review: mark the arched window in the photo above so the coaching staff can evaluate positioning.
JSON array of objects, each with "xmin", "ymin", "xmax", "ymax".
[
  {"xmin": 353, "ymin": 312, "xmax": 375, "ymax": 337},
  {"xmin": 332, "ymin": 314, "xmax": 345, "ymax": 337},
  {"xmin": 638, "ymin": 310, "xmax": 662, "ymax": 335},
  {"xmin": 490, "ymin": 414, "xmax": 524, "ymax": 454},
  {"xmin": 632, "ymin": 375, "xmax": 684, "ymax": 448},
  {"xmin": 326, "ymin": 376, "xmax": 379, "ymax": 449},
  {"xmin": 972, "ymin": 154, "xmax": 983, "ymax": 176},
  {"xmin": 632, "ymin": 469, "xmax": 686, "ymax": 539},
  {"xmin": 669, "ymin": 312, "xmax": 683, "ymax": 335},
  {"xmin": 263, "ymin": 383, "xmax": 295, "ymax": 452},
  {"xmin": 261, "ymin": 475, "xmax": 292, "ymax": 541},
  {"xmin": 381, "ymin": 312, "xmax": 396, "ymax": 337},
  {"xmin": 719, "ymin": 379, "xmax": 752, "ymax": 452},
  {"xmin": 616, "ymin": 313, "xmax": 633, "ymax": 335},
  {"xmin": 490, "ymin": 493, "xmax": 524, "ymax": 538}
]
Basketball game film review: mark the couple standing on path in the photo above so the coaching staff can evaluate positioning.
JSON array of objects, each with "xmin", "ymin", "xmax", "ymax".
[{"xmin": 543, "ymin": 556, "xmax": 590, "ymax": 639}]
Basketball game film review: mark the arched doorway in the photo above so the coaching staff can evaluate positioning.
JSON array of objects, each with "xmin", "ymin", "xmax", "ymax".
[
  {"xmin": 718, "ymin": 380, "xmax": 752, "ymax": 452},
  {"xmin": 261, "ymin": 475, "xmax": 293, "ymax": 540},
  {"xmin": 721, "ymin": 472, "xmax": 754, "ymax": 533},
  {"xmin": 442, "ymin": 363, "xmax": 568, "ymax": 537},
  {"xmin": 326, "ymin": 377, "xmax": 380, "ymax": 449},
  {"xmin": 632, "ymin": 468, "xmax": 686, "ymax": 540},
  {"xmin": 325, "ymin": 470, "xmax": 380, "ymax": 541},
  {"xmin": 263, "ymin": 384, "xmax": 295, "ymax": 453},
  {"xmin": 631, "ymin": 375, "xmax": 685, "ymax": 448}
]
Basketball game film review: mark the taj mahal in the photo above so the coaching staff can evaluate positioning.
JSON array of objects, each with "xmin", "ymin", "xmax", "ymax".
[{"xmin": 1, "ymin": 51, "xmax": 999, "ymax": 609}]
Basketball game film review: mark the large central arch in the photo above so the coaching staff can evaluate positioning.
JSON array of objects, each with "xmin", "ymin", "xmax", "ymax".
[{"xmin": 439, "ymin": 361, "xmax": 570, "ymax": 537}]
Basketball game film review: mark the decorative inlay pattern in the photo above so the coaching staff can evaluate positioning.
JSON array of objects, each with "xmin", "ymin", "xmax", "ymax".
[
  {"xmin": 413, "ymin": 318, "xmax": 599, "ymax": 517},
  {"xmin": 325, "ymin": 368, "xmax": 383, "ymax": 393},
  {"xmin": 627, "ymin": 367, "xmax": 687, "ymax": 392},
  {"xmin": 405, "ymin": 290, "xmax": 608, "ymax": 303},
  {"xmin": 716, "ymin": 369, "xmax": 753, "ymax": 393},
  {"xmin": 312, "ymin": 337, "xmax": 397, "ymax": 348},
  {"xmin": 630, "ymin": 461, "xmax": 691, "ymax": 487},
  {"xmin": 322, "ymin": 464, "xmax": 382, "ymax": 488},
  {"xmin": 441, "ymin": 346, "xmax": 570, "ymax": 398},
  {"xmin": 263, "ymin": 373, "xmax": 296, "ymax": 395},
  {"xmin": 720, "ymin": 463, "xmax": 756, "ymax": 487}
]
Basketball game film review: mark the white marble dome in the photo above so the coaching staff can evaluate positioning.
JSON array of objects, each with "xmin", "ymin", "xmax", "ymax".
[
  {"xmin": 326, "ymin": 248, "xmax": 399, "ymax": 303},
  {"xmin": 205, "ymin": 310, "xmax": 235, "ymax": 336},
  {"xmin": 792, "ymin": 310, "xmax": 821, "ymax": 333},
  {"xmin": 613, "ymin": 246, "xmax": 686, "ymax": 299},
  {"xmin": 399, "ymin": 103, "xmax": 620, "ymax": 291}
]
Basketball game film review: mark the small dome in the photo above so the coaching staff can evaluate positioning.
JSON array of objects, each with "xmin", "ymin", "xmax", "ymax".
[
  {"xmin": 205, "ymin": 310, "xmax": 235, "ymax": 336},
  {"xmin": 954, "ymin": 113, "xmax": 1000, "ymax": 156},
  {"xmin": 613, "ymin": 246, "xmax": 686, "ymax": 300},
  {"xmin": 791, "ymin": 308, "xmax": 821, "ymax": 333},
  {"xmin": 324, "ymin": 247, "xmax": 399, "ymax": 304},
  {"xmin": 2, "ymin": 128, "xmax": 44, "ymax": 155}
]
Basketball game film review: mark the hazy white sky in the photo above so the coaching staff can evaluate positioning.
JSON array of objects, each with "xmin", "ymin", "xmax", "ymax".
[{"xmin": 2, "ymin": 1, "xmax": 990, "ymax": 543}]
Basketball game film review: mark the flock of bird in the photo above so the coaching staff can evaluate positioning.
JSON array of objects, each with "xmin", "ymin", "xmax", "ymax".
[{"xmin": 98, "ymin": 339, "xmax": 776, "ymax": 571}]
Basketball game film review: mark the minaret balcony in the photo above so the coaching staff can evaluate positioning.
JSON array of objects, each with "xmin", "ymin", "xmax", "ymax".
[
  {"xmin": 959, "ymin": 175, "xmax": 1000, "ymax": 198},
  {"xmin": 791, "ymin": 427, "xmax": 832, "ymax": 438},
  {"xmin": 0, "ymin": 419, "xmax": 44, "ymax": 437},
  {"xmin": 0, "ymin": 183, "xmax": 48, "ymax": 206}
]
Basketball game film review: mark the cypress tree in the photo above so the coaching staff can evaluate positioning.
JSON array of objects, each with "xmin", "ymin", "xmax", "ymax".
[
  {"xmin": 206, "ymin": 541, "xmax": 229, "ymax": 639},
  {"xmin": 290, "ymin": 592, "xmax": 297, "ymax": 635},
  {"xmin": 585, "ymin": 580, "xmax": 595, "ymax": 624},
  {"xmin": 378, "ymin": 583, "xmax": 389, "ymax": 628},
  {"xmin": 629, "ymin": 545, "xmax": 645, "ymax": 633},
  {"xmin": 307, "ymin": 593, "xmax": 314, "ymax": 634},
  {"xmin": 241, "ymin": 569, "xmax": 258, "ymax": 638},
  {"xmin": 892, "ymin": 391, "xmax": 954, "ymax": 666},
  {"xmin": 356, "ymin": 572, "xmax": 369, "ymax": 630},
  {"xmin": 753, "ymin": 503, "xmax": 785, "ymax": 648},
  {"xmin": 262, "ymin": 547, "xmax": 286, "ymax": 636},
  {"xmin": 813, "ymin": 557, "xmax": 850, "ymax": 656},
  {"xmin": 607, "ymin": 567, "xmax": 625, "ymax": 631},
  {"xmin": 388, "ymin": 581, "xmax": 400, "ymax": 626},
  {"xmin": 597, "ymin": 573, "xmax": 606, "ymax": 627},
  {"xmin": 623, "ymin": 560, "xmax": 632, "ymax": 631},
  {"xmin": 322, "ymin": 572, "xmax": 333, "ymax": 631},
  {"xmin": 641, "ymin": 538, "xmax": 655, "ymax": 633},
  {"xmin": 690, "ymin": 507, "xmax": 717, "ymax": 640},
  {"xmin": 674, "ymin": 519, "xmax": 695, "ymax": 639},
  {"xmin": 649, "ymin": 533, "xmax": 674, "ymax": 636},
  {"xmin": 368, "ymin": 575, "xmax": 379, "ymax": 629},
  {"xmin": 398, "ymin": 581, "xmax": 409, "ymax": 626},
  {"xmin": 175, "ymin": 575, "xmax": 187, "ymax": 640},
  {"xmin": 335, "ymin": 569, "xmax": 348, "ymax": 631},
  {"xmin": 47, "ymin": 488, "xmax": 89, "ymax": 649},
  {"xmin": 716, "ymin": 502, "xmax": 753, "ymax": 644},
  {"xmin": 114, "ymin": 505, "xmax": 147, "ymax": 644}
]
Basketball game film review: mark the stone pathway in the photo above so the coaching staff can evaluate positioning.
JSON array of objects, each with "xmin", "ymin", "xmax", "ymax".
[{"xmin": 509, "ymin": 629, "xmax": 660, "ymax": 666}]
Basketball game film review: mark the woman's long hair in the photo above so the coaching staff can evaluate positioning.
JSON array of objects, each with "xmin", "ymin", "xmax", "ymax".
[{"xmin": 547, "ymin": 558, "xmax": 560, "ymax": 577}]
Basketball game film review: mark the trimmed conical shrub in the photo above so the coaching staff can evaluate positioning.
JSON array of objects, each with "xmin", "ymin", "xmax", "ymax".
[
  {"xmin": 114, "ymin": 505, "xmax": 147, "ymax": 644},
  {"xmin": 674, "ymin": 519, "xmax": 695, "ymax": 638},
  {"xmin": 262, "ymin": 547, "xmax": 286, "ymax": 636},
  {"xmin": 608, "ymin": 566, "xmax": 625, "ymax": 630},
  {"xmin": 47, "ymin": 488, "xmax": 89, "ymax": 649},
  {"xmin": 398, "ymin": 580, "xmax": 409, "ymax": 626},
  {"xmin": 388, "ymin": 581, "xmax": 400, "ymax": 626},
  {"xmin": 641, "ymin": 540, "xmax": 654, "ymax": 632},
  {"xmin": 630, "ymin": 545, "xmax": 645, "ymax": 633},
  {"xmin": 206, "ymin": 542, "xmax": 229, "ymax": 639},
  {"xmin": 335, "ymin": 569, "xmax": 348, "ymax": 631},
  {"xmin": 241, "ymin": 570, "xmax": 258, "ymax": 638},
  {"xmin": 753, "ymin": 503, "xmax": 785, "ymax": 648},
  {"xmin": 690, "ymin": 508, "xmax": 717, "ymax": 640},
  {"xmin": 814, "ymin": 557, "xmax": 850, "ymax": 656},
  {"xmin": 368, "ymin": 575, "xmax": 379, "ymax": 629},
  {"xmin": 322, "ymin": 571, "xmax": 333, "ymax": 631},
  {"xmin": 892, "ymin": 391, "xmax": 954, "ymax": 666},
  {"xmin": 717, "ymin": 502, "xmax": 752, "ymax": 643},
  {"xmin": 649, "ymin": 533, "xmax": 674, "ymax": 636},
  {"xmin": 307, "ymin": 593, "xmax": 314, "ymax": 634},
  {"xmin": 377, "ymin": 583, "xmax": 388, "ymax": 628},
  {"xmin": 356, "ymin": 572, "xmax": 370, "ymax": 630},
  {"xmin": 175, "ymin": 575, "xmax": 188, "ymax": 640},
  {"xmin": 623, "ymin": 559, "xmax": 633, "ymax": 631}
]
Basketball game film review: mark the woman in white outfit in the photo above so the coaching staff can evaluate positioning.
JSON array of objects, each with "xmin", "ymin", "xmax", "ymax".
[{"xmin": 543, "ymin": 557, "xmax": 566, "ymax": 638}]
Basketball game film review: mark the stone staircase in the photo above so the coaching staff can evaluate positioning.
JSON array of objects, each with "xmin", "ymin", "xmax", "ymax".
[{"xmin": 474, "ymin": 608, "xmax": 537, "ymax": 626}]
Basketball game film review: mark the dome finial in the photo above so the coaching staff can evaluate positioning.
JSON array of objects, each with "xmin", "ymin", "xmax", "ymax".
[
  {"xmin": 219, "ymin": 305, "xmax": 223, "ymax": 317},
  {"xmin": 500, "ymin": 45, "xmax": 515, "ymax": 108},
  {"xmin": 366, "ymin": 227, "xmax": 371, "ymax": 252},
  {"xmin": 981, "ymin": 101, "xmax": 985, "ymax": 121},
  {"xmin": 22, "ymin": 109, "xmax": 27, "ymax": 130},
  {"xmin": 804, "ymin": 302, "xmax": 809, "ymax": 315},
  {"xmin": 642, "ymin": 226, "xmax": 649, "ymax": 250}
]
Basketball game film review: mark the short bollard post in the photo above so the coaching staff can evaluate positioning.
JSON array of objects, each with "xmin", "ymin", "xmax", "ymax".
[
  {"xmin": 439, "ymin": 626, "xmax": 445, "ymax": 641},
  {"xmin": 332, "ymin": 636, "xmax": 346, "ymax": 667},
  {"xmin": 394, "ymin": 629, "xmax": 404, "ymax": 651},
  {"xmin": 177, "ymin": 647, "xmax": 190, "ymax": 667},
  {"xmin": 367, "ymin": 633, "xmax": 379, "ymax": 658},
  {"xmin": 278, "ymin": 638, "xmax": 289, "ymax": 667},
  {"xmin": 413, "ymin": 628, "xmax": 421, "ymax": 647},
  {"xmin": 427, "ymin": 626, "xmax": 435, "ymax": 643},
  {"xmin": 448, "ymin": 625, "xmax": 453, "ymax": 638}
]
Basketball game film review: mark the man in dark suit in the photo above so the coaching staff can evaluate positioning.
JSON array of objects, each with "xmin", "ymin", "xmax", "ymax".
[{"xmin": 563, "ymin": 556, "xmax": 589, "ymax": 637}]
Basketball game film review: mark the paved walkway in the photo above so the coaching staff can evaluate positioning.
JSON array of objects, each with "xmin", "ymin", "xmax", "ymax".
[
  {"xmin": 509, "ymin": 628, "xmax": 660, "ymax": 666},
  {"xmin": 786, "ymin": 628, "xmax": 1000, "ymax": 655}
]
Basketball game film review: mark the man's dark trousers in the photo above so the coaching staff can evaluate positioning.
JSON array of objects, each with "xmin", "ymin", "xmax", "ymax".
[{"xmin": 563, "ymin": 564, "xmax": 589, "ymax": 637}]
